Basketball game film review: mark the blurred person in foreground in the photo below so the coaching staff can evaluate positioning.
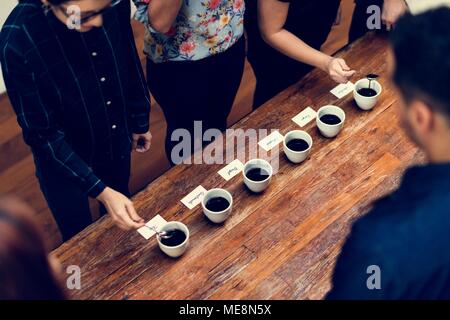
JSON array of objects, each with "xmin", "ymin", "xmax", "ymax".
[
  {"xmin": 328, "ymin": 7, "xmax": 450, "ymax": 299},
  {"xmin": 0, "ymin": 196, "xmax": 66, "ymax": 300}
]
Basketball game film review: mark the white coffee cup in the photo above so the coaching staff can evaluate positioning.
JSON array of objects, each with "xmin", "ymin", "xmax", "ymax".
[
  {"xmin": 202, "ymin": 188, "xmax": 233, "ymax": 224},
  {"xmin": 283, "ymin": 130, "xmax": 313, "ymax": 164},
  {"xmin": 316, "ymin": 105, "xmax": 346, "ymax": 138},
  {"xmin": 353, "ymin": 78, "xmax": 382, "ymax": 111},
  {"xmin": 243, "ymin": 159, "xmax": 273, "ymax": 193},
  {"xmin": 157, "ymin": 221, "xmax": 189, "ymax": 258}
]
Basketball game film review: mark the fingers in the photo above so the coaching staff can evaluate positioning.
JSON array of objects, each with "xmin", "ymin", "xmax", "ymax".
[
  {"xmin": 144, "ymin": 139, "xmax": 151, "ymax": 151},
  {"xmin": 336, "ymin": 59, "xmax": 356, "ymax": 76},
  {"xmin": 384, "ymin": 20, "xmax": 393, "ymax": 31},
  {"xmin": 126, "ymin": 201, "xmax": 145, "ymax": 225},
  {"xmin": 342, "ymin": 70, "xmax": 356, "ymax": 78},
  {"xmin": 116, "ymin": 203, "xmax": 144, "ymax": 230},
  {"xmin": 382, "ymin": 11, "xmax": 399, "ymax": 31},
  {"xmin": 104, "ymin": 190, "xmax": 145, "ymax": 230},
  {"xmin": 133, "ymin": 133, "xmax": 152, "ymax": 153},
  {"xmin": 113, "ymin": 208, "xmax": 142, "ymax": 230},
  {"xmin": 382, "ymin": 11, "xmax": 396, "ymax": 31},
  {"xmin": 136, "ymin": 139, "xmax": 151, "ymax": 153},
  {"xmin": 331, "ymin": 59, "xmax": 355, "ymax": 83},
  {"xmin": 145, "ymin": 133, "xmax": 152, "ymax": 152},
  {"xmin": 336, "ymin": 58, "xmax": 350, "ymax": 71}
]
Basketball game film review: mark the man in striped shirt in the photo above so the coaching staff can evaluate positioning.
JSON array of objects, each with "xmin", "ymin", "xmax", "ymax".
[{"xmin": 0, "ymin": 0, "xmax": 152, "ymax": 241}]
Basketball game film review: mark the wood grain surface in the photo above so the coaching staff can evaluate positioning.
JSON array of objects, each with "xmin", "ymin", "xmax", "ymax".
[{"xmin": 53, "ymin": 33, "xmax": 424, "ymax": 300}]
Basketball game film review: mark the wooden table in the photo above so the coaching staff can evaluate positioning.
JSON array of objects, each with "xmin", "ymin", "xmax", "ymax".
[{"xmin": 54, "ymin": 33, "xmax": 423, "ymax": 300}]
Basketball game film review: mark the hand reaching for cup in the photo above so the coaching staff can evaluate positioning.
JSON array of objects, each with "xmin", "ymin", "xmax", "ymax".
[
  {"xmin": 97, "ymin": 187, "xmax": 145, "ymax": 230},
  {"xmin": 326, "ymin": 57, "xmax": 356, "ymax": 84}
]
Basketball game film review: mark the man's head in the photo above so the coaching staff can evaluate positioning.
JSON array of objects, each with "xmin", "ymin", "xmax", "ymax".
[
  {"xmin": 42, "ymin": 0, "xmax": 115, "ymax": 32},
  {"xmin": 389, "ymin": 8, "xmax": 450, "ymax": 162}
]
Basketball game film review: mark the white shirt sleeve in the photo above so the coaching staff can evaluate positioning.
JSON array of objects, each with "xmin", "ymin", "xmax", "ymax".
[{"xmin": 405, "ymin": 0, "xmax": 450, "ymax": 14}]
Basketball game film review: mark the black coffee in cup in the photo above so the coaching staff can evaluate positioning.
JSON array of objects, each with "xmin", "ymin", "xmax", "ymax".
[
  {"xmin": 286, "ymin": 139, "xmax": 309, "ymax": 152},
  {"xmin": 160, "ymin": 229, "xmax": 186, "ymax": 247},
  {"xmin": 320, "ymin": 114, "xmax": 342, "ymax": 125},
  {"xmin": 245, "ymin": 168, "xmax": 270, "ymax": 182},
  {"xmin": 206, "ymin": 197, "xmax": 230, "ymax": 212},
  {"xmin": 357, "ymin": 87, "xmax": 377, "ymax": 97}
]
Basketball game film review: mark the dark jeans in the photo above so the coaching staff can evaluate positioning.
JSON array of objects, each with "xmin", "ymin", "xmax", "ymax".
[
  {"xmin": 35, "ymin": 155, "xmax": 131, "ymax": 241},
  {"xmin": 245, "ymin": 0, "xmax": 340, "ymax": 109},
  {"xmin": 147, "ymin": 37, "xmax": 246, "ymax": 166},
  {"xmin": 349, "ymin": 0, "xmax": 384, "ymax": 42}
]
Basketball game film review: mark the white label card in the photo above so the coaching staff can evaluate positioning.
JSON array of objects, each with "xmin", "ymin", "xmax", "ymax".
[
  {"xmin": 218, "ymin": 159, "xmax": 244, "ymax": 181},
  {"xmin": 181, "ymin": 185, "xmax": 207, "ymax": 209},
  {"xmin": 137, "ymin": 214, "xmax": 168, "ymax": 240},
  {"xmin": 258, "ymin": 131, "xmax": 284, "ymax": 152},
  {"xmin": 292, "ymin": 106, "xmax": 317, "ymax": 127},
  {"xmin": 330, "ymin": 81, "xmax": 355, "ymax": 99}
]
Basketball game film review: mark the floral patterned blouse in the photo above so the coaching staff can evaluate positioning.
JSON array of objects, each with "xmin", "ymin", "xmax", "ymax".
[{"xmin": 133, "ymin": 0, "xmax": 245, "ymax": 63}]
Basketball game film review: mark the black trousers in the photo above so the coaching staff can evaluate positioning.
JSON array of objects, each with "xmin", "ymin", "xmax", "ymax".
[
  {"xmin": 147, "ymin": 37, "xmax": 246, "ymax": 166},
  {"xmin": 245, "ymin": 0, "xmax": 340, "ymax": 109},
  {"xmin": 35, "ymin": 155, "xmax": 131, "ymax": 241},
  {"xmin": 349, "ymin": 0, "xmax": 384, "ymax": 42}
]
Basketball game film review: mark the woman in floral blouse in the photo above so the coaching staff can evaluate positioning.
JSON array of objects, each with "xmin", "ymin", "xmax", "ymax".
[{"xmin": 133, "ymin": 0, "xmax": 245, "ymax": 165}]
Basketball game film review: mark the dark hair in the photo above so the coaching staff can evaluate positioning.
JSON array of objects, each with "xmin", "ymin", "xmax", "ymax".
[
  {"xmin": 0, "ymin": 197, "xmax": 66, "ymax": 300},
  {"xmin": 47, "ymin": 0, "xmax": 70, "ymax": 5},
  {"xmin": 390, "ymin": 8, "xmax": 450, "ymax": 118},
  {"xmin": 18, "ymin": 0, "xmax": 70, "ymax": 5}
]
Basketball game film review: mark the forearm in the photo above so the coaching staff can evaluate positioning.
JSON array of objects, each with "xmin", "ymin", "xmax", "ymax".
[
  {"xmin": 258, "ymin": 0, "xmax": 332, "ymax": 73},
  {"xmin": 261, "ymin": 29, "xmax": 332, "ymax": 73},
  {"xmin": 147, "ymin": 0, "xmax": 183, "ymax": 33},
  {"xmin": 27, "ymin": 132, "xmax": 106, "ymax": 198},
  {"xmin": 1, "ymin": 42, "xmax": 106, "ymax": 198}
]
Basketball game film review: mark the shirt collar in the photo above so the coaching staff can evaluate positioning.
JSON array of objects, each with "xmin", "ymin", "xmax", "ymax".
[{"xmin": 401, "ymin": 163, "xmax": 450, "ymax": 195}]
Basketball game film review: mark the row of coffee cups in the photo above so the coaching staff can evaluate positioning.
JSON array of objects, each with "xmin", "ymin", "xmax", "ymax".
[
  {"xmin": 156, "ymin": 159, "xmax": 274, "ymax": 258},
  {"xmin": 156, "ymin": 111, "xmax": 345, "ymax": 258},
  {"xmin": 156, "ymin": 78, "xmax": 383, "ymax": 258}
]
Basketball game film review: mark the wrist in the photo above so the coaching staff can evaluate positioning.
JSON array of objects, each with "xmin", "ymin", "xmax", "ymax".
[
  {"xmin": 96, "ymin": 187, "xmax": 112, "ymax": 203},
  {"xmin": 321, "ymin": 55, "xmax": 333, "ymax": 73}
]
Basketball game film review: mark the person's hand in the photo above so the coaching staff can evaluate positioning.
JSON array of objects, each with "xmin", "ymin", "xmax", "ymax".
[
  {"xmin": 97, "ymin": 187, "xmax": 145, "ymax": 230},
  {"xmin": 382, "ymin": 0, "xmax": 409, "ymax": 31},
  {"xmin": 326, "ymin": 58, "xmax": 356, "ymax": 84},
  {"xmin": 132, "ymin": 131, "xmax": 152, "ymax": 153}
]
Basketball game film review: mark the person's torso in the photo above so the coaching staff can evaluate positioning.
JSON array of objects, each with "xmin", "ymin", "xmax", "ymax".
[
  {"xmin": 354, "ymin": 165, "xmax": 450, "ymax": 299},
  {"xmin": 141, "ymin": 0, "xmax": 245, "ymax": 63},
  {"xmin": 1, "ymin": 0, "xmax": 135, "ymax": 163},
  {"xmin": 244, "ymin": 0, "xmax": 340, "ymax": 52}
]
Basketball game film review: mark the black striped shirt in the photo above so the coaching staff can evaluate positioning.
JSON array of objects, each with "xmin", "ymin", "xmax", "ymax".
[{"xmin": 0, "ymin": 0, "xmax": 151, "ymax": 197}]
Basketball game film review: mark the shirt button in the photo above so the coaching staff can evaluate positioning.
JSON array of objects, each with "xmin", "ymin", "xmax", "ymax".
[
  {"xmin": 112, "ymin": 125, "xmax": 117, "ymax": 130},
  {"xmin": 100, "ymin": 77, "xmax": 106, "ymax": 82},
  {"xmin": 106, "ymin": 100, "xmax": 112, "ymax": 106},
  {"xmin": 92, "ymin": 52, "xmax": 98, "ymax": 57}
]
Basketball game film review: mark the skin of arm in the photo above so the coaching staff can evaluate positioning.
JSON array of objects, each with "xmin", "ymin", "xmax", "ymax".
[
  {"xmin": 258, "ymin": 0, "xmax": 356, "ymax": 83},
  {"xmin": 382, "ymin": 0, "xmax": 409, "ymax": 30},
  {"xmin": 147, "ymin": 0, "xmax": 183, "ymax": 34}
]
